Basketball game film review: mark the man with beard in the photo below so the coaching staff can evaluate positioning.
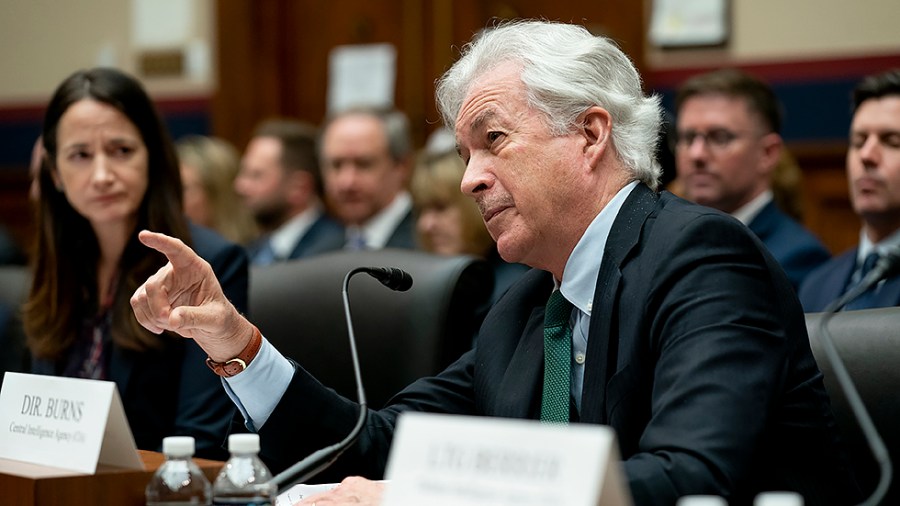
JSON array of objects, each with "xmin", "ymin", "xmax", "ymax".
[{"xmin": 235, "ymin": 119, "xmax": 344, "ymax": 265}]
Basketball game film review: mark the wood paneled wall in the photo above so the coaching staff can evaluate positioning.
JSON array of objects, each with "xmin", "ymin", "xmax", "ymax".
[
  {"xmin": 212, "ymin": 0, "xmax": 645, "ymax": 151},
  {"xmin": 793, "ymin": 142, "xmax": 860, "ymax": 255}
]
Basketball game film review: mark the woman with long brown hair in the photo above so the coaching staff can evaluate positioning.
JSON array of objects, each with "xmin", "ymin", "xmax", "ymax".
[{"xmin": 24, "ymin": 67, "xmax": 247, "ymax": 459}]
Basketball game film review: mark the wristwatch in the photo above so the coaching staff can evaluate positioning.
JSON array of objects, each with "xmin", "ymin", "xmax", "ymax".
[{"xmin": 205, "ymin": 325, "xmax": 263, "ymax": 377}]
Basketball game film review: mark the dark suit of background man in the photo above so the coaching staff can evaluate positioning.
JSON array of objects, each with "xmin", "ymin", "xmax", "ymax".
[
  {"xmin": 800, "ymin": 69, "xmax": 900, "ymax": 311},
  {"xmin": 234, "ymin": 119, "xmax": 344, "ymax": 265},
  {"xmin": 131, "ymin": 21, "xmax": 859, "ymax": 506},
  {"xmin": 320, "ymin": 107, "xmax": 416, "ymax": 250},
  {"xmin": 674, "ymin": 69, "xmax": 831, "ymax": 290}
]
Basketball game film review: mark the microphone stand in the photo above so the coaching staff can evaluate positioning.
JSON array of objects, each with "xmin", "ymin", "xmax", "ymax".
[
  {"xmin": 817, "ymin": 251, "xmax": 900, "ymax": 506},
  {"xmin": 269, "ymin": 267, "xmax": 376, "ymax": 492}
]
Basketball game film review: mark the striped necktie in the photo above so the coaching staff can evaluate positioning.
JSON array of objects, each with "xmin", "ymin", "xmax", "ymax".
[{"xmin": 845, "ymin": 252, "xmax": 881, "ymax": 310}]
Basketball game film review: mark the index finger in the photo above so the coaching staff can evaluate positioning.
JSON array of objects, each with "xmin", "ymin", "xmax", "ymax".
[{"xmin": 138, "ymin": 230, "xmax": 197, "ymax": 268}]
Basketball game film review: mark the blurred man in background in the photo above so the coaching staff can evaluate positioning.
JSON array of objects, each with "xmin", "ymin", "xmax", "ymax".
[
  {"xmin": 800, "ymin": 69, "xmax": 900, "ymax": 311},
  {"xmin": 674, "ymin": 69, "xmax": 830, "ymax": 289},
  {"xmin": 320, "ymin": 107, "xmax": 416, "ymax": 250},
  {"xmin": 235, "ymin": 119, "xmax": 344, "ymax": 265}
]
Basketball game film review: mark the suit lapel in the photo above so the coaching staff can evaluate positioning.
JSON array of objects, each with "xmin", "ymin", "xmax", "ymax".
[
  {"xmin": 875, "ymin": 275, "xmax": 900, "ymax": 307},
  {"xmin": 494, "ymin": 305, "xmax": 547, "ymax": 419},
  {"xmin": 488, "ymin": 271, "xmax": 553, "ymax": 419},
  {"xmin": 581, "ymin": 184, "xmax": 659, "ymax": 424},
  {"xmin": 746, "ymin": 200, "xmax": 777, "ymax": 241},
  {"xmin": 817, "ymin": 252, "xmax": 857, "ymax": 310}
]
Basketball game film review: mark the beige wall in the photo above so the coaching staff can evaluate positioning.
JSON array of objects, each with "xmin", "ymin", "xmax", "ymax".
[
  {"xmin": 0, "ymin": 0, "xmax": 213, "ymax": 104},
  {"xmin": 0, "ymin": 0, "xmax": 897, "ymax": 103},
  {"xmin": 647, "ymin": 0, "xmax": 900, "ymax": 68}
]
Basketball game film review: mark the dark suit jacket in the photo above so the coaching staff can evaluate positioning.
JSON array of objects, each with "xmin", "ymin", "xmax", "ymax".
[
  {"xmin": 256, "ymin": 185, "xmax": 858, "ymax": 505},
  {"xmin": 247, "ymin": 213, "xmax": 345, "ymax": 263},
  {"xmin": 33, "ymin": 223, "xmax": 246, "ymax": 460},
  {"xmin": 747, "ymin": 201, "xmax": 830, "ymax": 290},
  {"xmin": 798, "ymin": 248, "xmax": 900, "ymax": 312},
  {"xmin": 383, "ymin": 209, "xmax": 416, "ymax": 249}
]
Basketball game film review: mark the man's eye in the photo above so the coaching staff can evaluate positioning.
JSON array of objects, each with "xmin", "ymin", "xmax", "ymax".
[
  {"xmin": 706, "ymin": 129, "xmax": 737, "ymax": 147},
  {"xmin": 882, "ymin": 133, "xmax": 900, "ymax": 149},
  {"xmin": 487, "ymin": 131, "xmax": 503, "ymax": 143}
]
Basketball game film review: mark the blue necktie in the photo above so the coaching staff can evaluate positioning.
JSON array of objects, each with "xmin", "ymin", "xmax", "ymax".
[
  {"xmin": 346, "ymin": 230, "xmax": 368, "ymax": 251},
  {"xmin": 844, "ymin": 252, "xmax": 880, "ymax": 310},
  {"xmin": 541, "ymin": 290, "xmax": 573, "ymax": 424},
  {"xmin": 253, "ymin": 239, "xmax": 277, "ymax": 266}
]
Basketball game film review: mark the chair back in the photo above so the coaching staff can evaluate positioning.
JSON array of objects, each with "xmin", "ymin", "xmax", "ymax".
[
  {"xmin": 0, "ymin": 265, "xmax": 31, "ymax": 384},
  {"xmin": 249, "ymin": 249, "xmax": 493, "ymax": 408},
  {"xmin": 806, "ymin": 307, "xmax": 900, "ymax": 502}
]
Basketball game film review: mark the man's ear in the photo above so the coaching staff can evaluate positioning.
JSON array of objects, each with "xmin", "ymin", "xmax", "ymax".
[
  {"xmin": 580, "ymin": 106, "xmax": 612, "ymax": 170},
  {"xmin": 758, "ymin": 132, "xmax": 783, "ymax": 177}
]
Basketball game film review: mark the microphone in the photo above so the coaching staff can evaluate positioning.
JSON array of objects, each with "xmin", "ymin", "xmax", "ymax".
[
  {"xmin": 817, "ymin": 246, "xmax": 900, "ymax": 506},
  {"xmin": 269, "ymin": 266, "xmax": 414, "ymax": 491},
  {"xmin": 825, "ymin": 247, "xmax": 900, "ymax": 313},
  {"xmin": 364, "ymin": 267, "xmax": 414, "ymax": 292}
]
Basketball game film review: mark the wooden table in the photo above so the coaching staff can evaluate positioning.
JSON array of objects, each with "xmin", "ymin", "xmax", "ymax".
[{"xmin": 0, "ymin": 449, "xmax": 224, "ymax": 505}]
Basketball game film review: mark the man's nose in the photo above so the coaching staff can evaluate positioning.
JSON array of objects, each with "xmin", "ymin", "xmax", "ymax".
[
  {"xmin": 461, "ymin": 155, "xmax": 491, "ymax": 197},
  {"xmin": 857, "ymin": 135, "xmax": 881, "ymax": 166}
]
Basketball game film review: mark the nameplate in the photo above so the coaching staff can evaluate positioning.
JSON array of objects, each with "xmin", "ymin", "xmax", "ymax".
[
  {"xmin": 381, "ymin": 413, "xmax": 632, "ymax": 506},
  {"xmin": 0, "ymin": 372, "xmax": 142, "ymax": 473}
]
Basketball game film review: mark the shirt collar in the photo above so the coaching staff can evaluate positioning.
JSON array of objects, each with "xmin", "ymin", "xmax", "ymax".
[
  {"xmin": 857, "ymin": 226, "xmax": 900, "ymax": 264},
  {"xmin": 269, "ymin": 204, "xmax": 323, "ymax": 258},
  {"xmin": 348, "ymin": 191, "xmax": 412, "ymax": 249},
  {"xmin": 730, "ymin": 190, "xmax": 772, "ymax": 225},
  {"xmin": 560, "ymin": 181, "xmax": 639, "ymax": 315}
]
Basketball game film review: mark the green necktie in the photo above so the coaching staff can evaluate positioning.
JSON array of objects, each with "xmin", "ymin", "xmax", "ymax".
[{"xmin": 541, "ymin": 290, "xmax": 573, "ymax": 423}]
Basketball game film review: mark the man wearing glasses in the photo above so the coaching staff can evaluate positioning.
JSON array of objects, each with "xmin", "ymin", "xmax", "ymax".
[{"xmin": 673, "ymin": 69, "xmax": 830, "ymax": 290}]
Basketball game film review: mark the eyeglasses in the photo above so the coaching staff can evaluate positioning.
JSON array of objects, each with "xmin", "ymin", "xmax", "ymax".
[{"xmin": 672, "ymin": 128, "xmax": 741, "ymax": 151}]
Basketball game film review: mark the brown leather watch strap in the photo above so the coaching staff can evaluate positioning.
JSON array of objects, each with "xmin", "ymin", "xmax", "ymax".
[{"xmin": 205, "ymin": 325, "xmax": 263, "ymax": 378}]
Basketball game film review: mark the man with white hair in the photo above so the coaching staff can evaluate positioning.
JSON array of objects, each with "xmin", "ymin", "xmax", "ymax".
[{"xmin": 131, "ymin": 21, "xmax": 858, "ymax": 505}]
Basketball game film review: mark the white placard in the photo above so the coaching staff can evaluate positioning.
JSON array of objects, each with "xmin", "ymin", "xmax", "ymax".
[
  {"xmin": 649, "ymin": 0, "xmax": 728, "ymax": 47},
  {"xmin": 132, "ymin": 0, "xmax": 194, "ymax": 49},
  {"xmin": 382, "ymin": 413, "xmax": 632, "ymax": 506},
  {"xmin": 327, "ymin": 43, "xmax": 396, "ymax": 113},
  {"xmin": 0, "ymin": 372, "xmax": 142, "ymax": 473}
]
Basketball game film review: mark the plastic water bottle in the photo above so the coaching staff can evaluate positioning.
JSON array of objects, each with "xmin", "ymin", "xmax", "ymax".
[
  {"xmin": 146, "ymin": 436, "xmax": 212, "ymax": 505},
  {"xmin": 754, "ymin": 491, "xmax": 804, "ymax": 506},
  {"xmin": 676, "ymin": 496, "xmax": 728, "ymax": 506},
  {"xmin": 212, "ymin": 433, "xmax": 277, "ymax": 505}
]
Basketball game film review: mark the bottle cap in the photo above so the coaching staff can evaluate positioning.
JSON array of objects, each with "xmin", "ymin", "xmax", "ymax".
[
  {"xmin": 228, "ymin": 433, "xmax": 260, "ymax": 453},
  {"xmin": 754, "ymin": 492, "xmax": 804, "ymax": 506},
  {"xmin": 676, "ymin": 496, "xmax": 728, "ymax": 506},
  {"xmin": 162, "ymin": 436, "xmax": 196, "ymax": 457}
]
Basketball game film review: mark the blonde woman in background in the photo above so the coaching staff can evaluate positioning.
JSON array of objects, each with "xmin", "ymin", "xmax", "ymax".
[
  {"xmin": 177, "ymin": 135, "xmax": 258, "ymax": 245},
  {"xmin": 412, "ymin": 150, "xmax": 528, "ymax": 304}
]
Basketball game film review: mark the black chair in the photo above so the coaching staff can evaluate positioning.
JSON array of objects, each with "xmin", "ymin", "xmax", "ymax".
[
  {"xmin": 0, "ymin": 265, "xmax": 31, "ymax": 385},
  {"xmin": 248, "ymin": 249, "xmax": 493, "ymax": 408},
  {"xmin": 806, "ymin": 307, "xmax": 900, "ymax": 503}
]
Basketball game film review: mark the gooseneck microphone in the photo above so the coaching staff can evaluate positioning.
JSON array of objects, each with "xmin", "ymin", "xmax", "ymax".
[
  {"xmin": 818, "ymin": 246, "xmax": 900, "ymax": 506},
  {"xmin": 269, "ymin": 266, "xmax": 413, "ymax": 492}
]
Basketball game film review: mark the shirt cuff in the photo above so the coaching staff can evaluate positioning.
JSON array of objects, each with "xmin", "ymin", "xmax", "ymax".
[{"xmin": 223, "ymin": 336, "xmax": 293, "ymax": 430}]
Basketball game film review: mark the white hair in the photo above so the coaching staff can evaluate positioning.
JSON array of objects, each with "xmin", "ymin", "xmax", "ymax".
[{"xmin": 436, "ymin": 20, "xmax": 663, "ymax": 189}]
